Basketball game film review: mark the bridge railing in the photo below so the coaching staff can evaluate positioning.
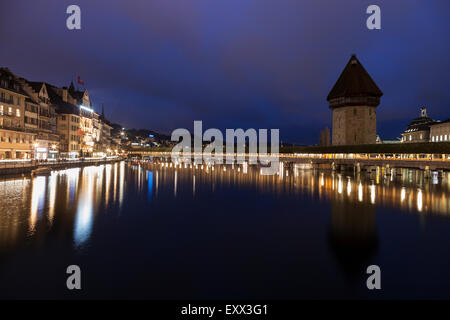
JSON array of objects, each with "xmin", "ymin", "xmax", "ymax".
[
  {"xmin": 0, "ymin": 156, "xmax": 121, "ymax": 169},
  {"xmin": 137, "ymin": 151, "xmax": 449, "ymax": 162}
]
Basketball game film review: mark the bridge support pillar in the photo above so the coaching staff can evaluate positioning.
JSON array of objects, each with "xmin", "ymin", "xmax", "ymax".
[{"xmin": 424, "ymin": 166, "xmax": 431, "ymax": 179}]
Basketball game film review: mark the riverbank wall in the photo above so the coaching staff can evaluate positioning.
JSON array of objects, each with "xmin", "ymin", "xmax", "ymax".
[{"xmin": 0, "ymin": 158, "xmax": 123, "ymax": 177}]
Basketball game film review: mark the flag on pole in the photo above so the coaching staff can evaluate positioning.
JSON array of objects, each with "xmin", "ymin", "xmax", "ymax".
[{"xmin": 77, "ymin": 76, "xmax": 85, "ymax": 86}]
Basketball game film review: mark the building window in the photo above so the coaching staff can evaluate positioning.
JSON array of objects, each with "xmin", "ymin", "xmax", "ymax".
[
  {"xmin": 445, "ymin": 135, "xmax": 448, "ymax": 141},
  {"xmin": 409, "ymin": 135, "xmax": 412, "ymax": 141},
  {"xmin": 16, "ymin": 109, "xmax": 20, "ymax": 117},
  {"xmin": 432, "ymin": 136, "xmax": 435, "ymax": 142},
  {"xmin": 8, "ymin": 107, "xmax": 12, "ymax": 115},
  {"xmin": 0, "ymin": 105, "xmax": 3, "ymax": 115},
  {"xmin": 353, "ymin": 109, "xmax": 357, "ymax": 116}
]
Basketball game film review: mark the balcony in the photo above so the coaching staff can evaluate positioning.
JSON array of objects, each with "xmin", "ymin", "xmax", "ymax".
[
  {"xmin": 0, "ymin": 97, "xmax": 14, "ymax": 105},
  {"xmin": 0, "ymin": 124, "xmax": 34, "ymax": 134},
  {"xmin": 329, "ymin": 96, "xmax": 380, "ymax": 108}
]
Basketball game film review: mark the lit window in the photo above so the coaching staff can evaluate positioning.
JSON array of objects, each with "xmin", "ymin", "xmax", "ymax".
[
  {"xmin": 409, "ymin": 135, "xmax": 412, "ymax": 141},
  {"xmin": 16, "ymin": 109, "xmax": 20, "ymax": 117},
  {"xmin": 420, "ymin": 134, "xmax": 423, "ymax": 140},
  {"xmin": 8, "ymin": 107, "xmax": 12, "ymax": 115},
  {"xmin": 445, "ymin": 135, "xmax": 448, "ymax": 141},
  {"xmin": 0, "ymin": 105, "xmax": 3, "ymax": 115},
  {"xmin": 440, "ymin": 135, "xmax": 443, "ymax": 141},
  {"xmin": 432, "ymin": 136, "xmax": 435, "ymax": 142}
]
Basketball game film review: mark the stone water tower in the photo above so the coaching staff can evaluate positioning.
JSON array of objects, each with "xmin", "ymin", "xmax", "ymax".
[{"xmin": 327, "ymin": 55, "xmax": 383, "ymax": 145}]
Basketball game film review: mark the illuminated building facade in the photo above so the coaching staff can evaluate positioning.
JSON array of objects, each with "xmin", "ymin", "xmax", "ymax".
[
  {"xmin": 0, "ymin": 68, "xmax": 114, "ymax": 160},
  {"xmin": 0, "ymin": 68, "xmax": 36, "ymax": 159},
  {"xmin": 401, "ymin": 107, "xmax": 436, "ymax": 143},
  {"xmin": 19, "ymin": 81, "xmax": 60, "ymax": 159},
  {"xmin": 430, "ymin": 119, "xmax": 450, "ymax": 143},
  {"xmin": 327, "ymin": 55, "xmax": 383, "ymax": 146},
  {"xmin": 69, "ymin": 84, "xmax": 97, "ymax": 156}
]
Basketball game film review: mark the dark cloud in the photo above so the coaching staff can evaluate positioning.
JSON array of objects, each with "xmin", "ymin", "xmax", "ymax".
[{"xmin": 0, "ymin": 0, "xmax": 449, "ymax": 143}]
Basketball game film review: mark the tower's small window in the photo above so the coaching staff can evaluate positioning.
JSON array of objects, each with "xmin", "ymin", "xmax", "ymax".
[{"xmin": 353, "ymin": 108, "xmax": 357, "ymax": 116}]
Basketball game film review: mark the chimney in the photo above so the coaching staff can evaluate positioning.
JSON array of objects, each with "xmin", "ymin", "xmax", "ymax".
[{"xmin": 62, "ymin": 86, "xmax": 68, "ymax": 102}]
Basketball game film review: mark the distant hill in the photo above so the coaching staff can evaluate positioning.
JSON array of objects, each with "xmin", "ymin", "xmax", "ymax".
[{"xmin": 110, "ymin": 123, "xmax": 172, "ymax": 142}]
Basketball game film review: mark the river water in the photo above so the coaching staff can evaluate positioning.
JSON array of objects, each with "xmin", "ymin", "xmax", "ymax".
[{"xmin": 0, "ymin": 160, "xmax": 449, "ymax": 299}]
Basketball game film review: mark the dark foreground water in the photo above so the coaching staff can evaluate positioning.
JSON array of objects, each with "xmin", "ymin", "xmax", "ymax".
[{"xmin": 0, "ymin": 160, "xmax": 449, "ymax": 299}]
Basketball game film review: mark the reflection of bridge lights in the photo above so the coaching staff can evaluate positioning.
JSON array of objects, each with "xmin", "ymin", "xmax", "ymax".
[
  {"xmin": 338, "ymin": 175, "xmax": 343, "ymax": 194},
  {"xmin": 417, "ymin": 189, "xmax": 423, "ymax": 212},
  {"xmin": 432, "ymin": 172, "xmax": 438, "ymax": 185},
  {"xmin": 174, "ymin": 170, "xmax": 177, "ymax": 197},
  {"xmin": 279, "ymin": 162, "xmax": 284, "ymax": 179},
  {"xmin": 119, "ymin": 161, "xmax": 125, "ymax": 206},
  {"xmin": 358, "ymin": 182, "xmax": 363, "ymax": 202},
  {"xmin": 401, "ymin": 187, "xmax": 406, "ymax": 202},
  {"xmin": 370, "ymin": 184, "xmax": 376, "ymax": 204},
  {"xmin": 347, "ymin": 178, "xmax": 352, "ymax": 196}
]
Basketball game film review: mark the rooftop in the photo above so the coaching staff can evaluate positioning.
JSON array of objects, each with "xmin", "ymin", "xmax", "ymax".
[{"xmin": 327, "ymin": 55, "xmax": 383, "ymax": 101}]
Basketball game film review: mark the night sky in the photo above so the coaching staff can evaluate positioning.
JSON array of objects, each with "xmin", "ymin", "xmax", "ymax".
[{"xmin": 0, "ymin": 0, "xmax": 449, "ymax": 144}]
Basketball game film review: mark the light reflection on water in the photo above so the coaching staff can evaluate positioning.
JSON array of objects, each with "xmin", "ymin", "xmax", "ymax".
[
  {"xmin": 0, "ymin": 163, "xmax": 126, "ymax": 253},
  {"xmin": 1, "ymin": 160, "xmax": 447, "ymax": 246},
  {"xmin": 0, "ymin": 160, "xmax": 450, "ymax": 298}
]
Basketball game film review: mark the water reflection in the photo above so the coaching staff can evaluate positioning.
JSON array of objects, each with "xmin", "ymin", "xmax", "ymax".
[
  {"xmin": 328, "ymin": 197, "xmax": 378, "ymax": 278},
  {"xmin": 30, "ymin": 176, "xmax": 46, "ymax": 234},
  {"xmin": 0, "ymin": 163, "xmax": 128, "ymax": 254},
  {"xmin": 0, "ymin": 160, "xmax": 449, "ymax": 256},
  {"xmin": 147, "ymin": 161, "xmax": 450, "ymax": 216},
  {"xmin": 74, "ymin": 167, "xmax": 95, "ymax": 247}
]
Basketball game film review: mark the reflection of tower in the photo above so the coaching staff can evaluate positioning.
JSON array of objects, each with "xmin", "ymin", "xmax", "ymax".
[{"xmin": 328, "ymin": 197, "xmax": 378, "ymax": 279}]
